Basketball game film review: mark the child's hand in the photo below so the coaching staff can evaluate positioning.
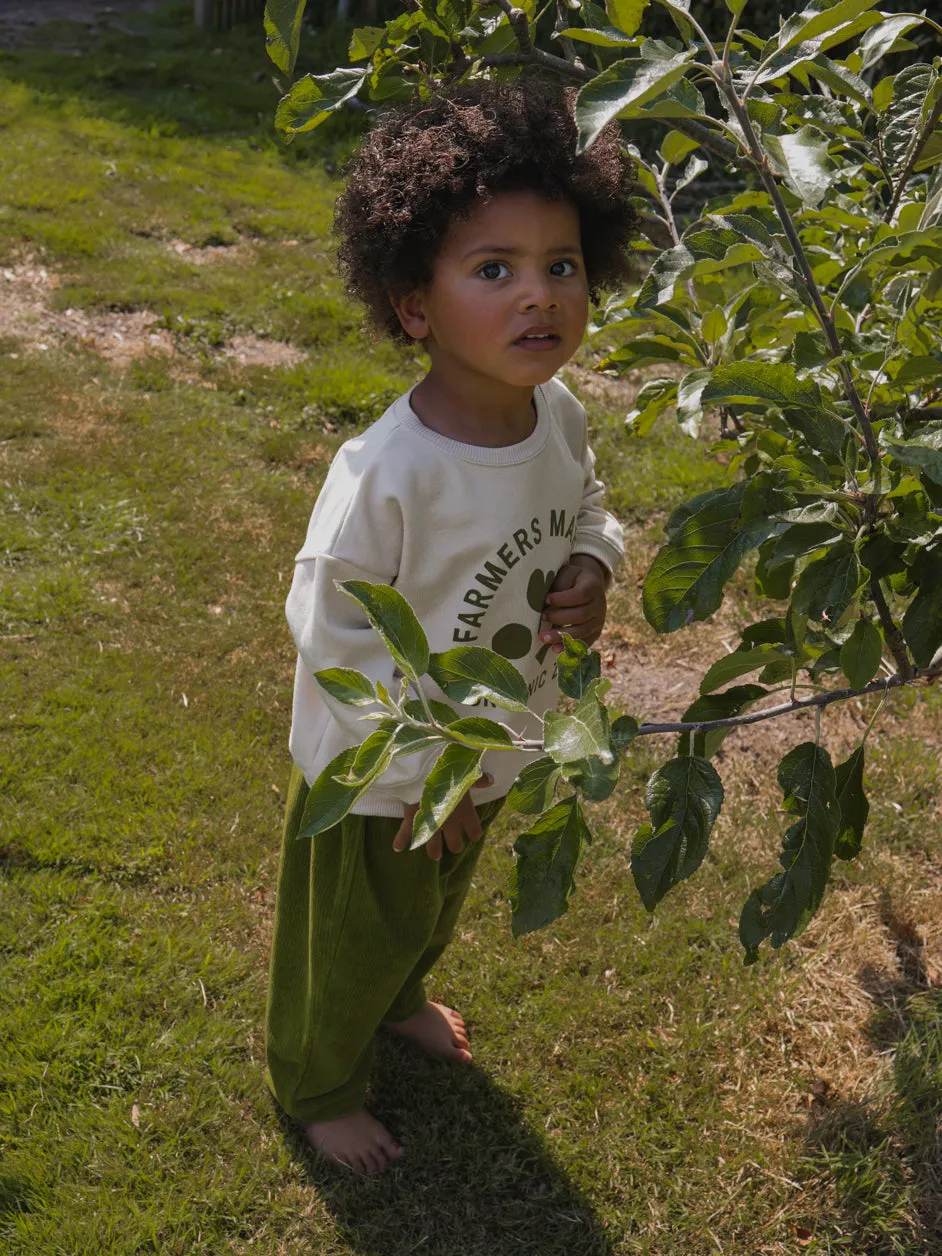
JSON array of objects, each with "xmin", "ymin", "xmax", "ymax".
[
  {"xmin": 393, "ymin": 774, "xmax": 492, "ymax": 860},
  {"xmin": 539, "ymin": 554, "xmax": 609, "ymax": 654}
]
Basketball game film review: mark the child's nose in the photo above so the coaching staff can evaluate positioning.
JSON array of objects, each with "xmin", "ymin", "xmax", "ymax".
[{"xmin": 519, "ymin": 275, "xmax": 558, "ymax": 311}]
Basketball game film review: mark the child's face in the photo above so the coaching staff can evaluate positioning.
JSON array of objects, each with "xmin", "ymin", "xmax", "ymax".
[{"xmin": 395, "ymin": 191, "xmax": 589, "ymax": 391}]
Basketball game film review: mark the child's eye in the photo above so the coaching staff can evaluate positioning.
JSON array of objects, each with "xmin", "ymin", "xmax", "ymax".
[
  {"xmin": 549, "ymin": 259, "xmax": 578, "ymax": 278},
  {"xmin": 478, "ymin": 261, "xmax": 511, "ymax": 280}
]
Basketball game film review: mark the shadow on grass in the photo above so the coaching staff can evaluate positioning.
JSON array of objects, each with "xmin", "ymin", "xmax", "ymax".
[
  {"xmin": 0, "ymin": 0, "xmax": 361, "ymax": 151},
  {"xmin": 803, "ymin": 891, "xmax": 942, "ymax": 1255},
  {"xmin": 273, "ymin": 1034, "xmax": 613, "ymax": 1256}
]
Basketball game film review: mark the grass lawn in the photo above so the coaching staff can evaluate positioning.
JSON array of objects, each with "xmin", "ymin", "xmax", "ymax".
[{"xmin": 1, "ymin": 6, "xmax": 941, "ymax": 1254}]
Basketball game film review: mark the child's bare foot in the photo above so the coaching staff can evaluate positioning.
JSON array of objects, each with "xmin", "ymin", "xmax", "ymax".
[
  {"xmin": 384, "ymin": 1000, "xmax": 473, "ymax": 1063},
  {"xmin": 303, "ymin": 1108, "xmax": 403, "ymax": 1176}
]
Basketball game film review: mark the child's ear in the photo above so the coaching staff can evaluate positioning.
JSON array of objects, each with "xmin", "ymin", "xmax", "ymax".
[{"xmin": 391, "ymin": 290, "xmax": 429, "ymax": 341}]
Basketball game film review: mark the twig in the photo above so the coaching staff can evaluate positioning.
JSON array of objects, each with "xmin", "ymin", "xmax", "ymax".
[
  {"xmin": 884, "ymin": 90, "xmax": 942, "ymax": 225},
  {"xmin": 554, "ymin": 0, "xmax": 579, "ymax": 66}
]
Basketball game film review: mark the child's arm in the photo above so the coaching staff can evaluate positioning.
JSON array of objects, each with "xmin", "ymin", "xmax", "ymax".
[
  {"xmin": 539, "ymin": 416, "xmax": 623, "ymax": 651},
  {"xmin": 286, "ymin": 453, "xmax": 443, "ymax": 812}
]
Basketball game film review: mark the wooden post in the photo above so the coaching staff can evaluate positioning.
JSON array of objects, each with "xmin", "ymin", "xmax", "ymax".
[{"xmin": 194, "ymin": 0, "xmax": 213, "ymax": 29}]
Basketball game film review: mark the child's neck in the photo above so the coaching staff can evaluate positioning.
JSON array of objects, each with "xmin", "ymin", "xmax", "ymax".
[{"xmin": 410, "ymin": 369, "xmax": 537, "ymax": 448}]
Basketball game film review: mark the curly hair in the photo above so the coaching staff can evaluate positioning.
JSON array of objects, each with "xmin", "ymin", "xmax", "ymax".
[{"xmin": 334, "ymin": 80, "xmax": 639, "ymax": 342}]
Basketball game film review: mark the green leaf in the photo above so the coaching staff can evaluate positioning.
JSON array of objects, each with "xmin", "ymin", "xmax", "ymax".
[
  {"xmin": 411, "ymin": 743, "xmax": 484, "ymax": 850},
  {"xmin": 274, "ymin": 68, "xmax": 367, "ymax": 138},
  {"xmin": 799, "ymin": 55, "xmax": 871, "ymax": 109},
  {"xmin": 635, "ymin": 79, "xmax": 707, "ymax": 120},
  {"xmin": 334, "ymin": 729, "xmax": 395, "ymax": 785},
  {"xmin": 506, "ymin": 756, "xmax": 560, "ymax": 815},
  {"xmin": 314, "ymin": 667, "xmax": 379, "ymax": 707},
  {"xmin": 605, "ymin": 0, "xmax": 648, "ymax": 36},
  {"xmin": 543, "ymin": 679, "xmax": 614, "ymax": 766},
  {"xmin": 699, "ymin": 643, "xmax": 791, "ymax": 695},
  {"xmin": 625, "ymin": 379, "xmax": 679, "ymax": 436},
  {"xmin": 391, "ymin": 724, "xmax": 446, "ymax": 756},
  {"xmin": 397, "ymin": 700, "xmax": 455, "ymax": 733},
  {"xmin": 883, "ymin": 423, "xmax": 942, "ymax": 488},
  {"xmin": 902, "ymin": 552, "xmax": 942, "ymax": 667},
  {"xmin": 631, "ymin": 756, "xmax": 724, "ymax": 911},
  {"xmin": 611, "ymin": 714, "xmax": 640, "ymax": 750},
  {"xmin": 560, "ymin": 751, "xmax": 620, "ymax": 802},
  {"xmin": 348, "ymin": 26, "xmax": 385, "ymax": 60},
  {"xmin": 643, "ymin": 483, "xmax": 778, "ymax": 634},
  {"xmin": 839, "ymin": 618, "xmax": 883, "ymax": 687},
  {"xmin": 678, "ymin": 684, "xmax": 768, "ymax": 758},
  {"xmin": 556, "ymin": 635, "xmax": 602, "ymax": 699},
  {"xmin": 777, "ymin": 0, "xmax": 882, "ymax": 55},
  {"xmin": 428, "ymin": 646, "xmax": 528, "ymax": 711},
  {"xmin": 834, "ymin": 745, "xmax": 869, "ymax": 859},
  {"xmin": 882, "ymin": 65, "xmax": 937, "ymax": 173},
  {"xmin": 338, "ymin": 579, "xmax": 429, "ymax": 683},
  {"xmin": 858, "ymin": 15, "xmax": 925, "ymax": 73},
  {"xmin": 604, "ymin": 336, "xmax": 699, "ymax": 371},
  {"xmin": 764, "ymin": 126, "xmax": 838, "ymax": 208},
  {"xmin": 738, "ymin": 742, "xmax": 839, "ymax": 963},
  {"xmin": 676, "ymin": 367, "xmax": 711, "ymax": 438},
  {"xmin": 298, "ymin": 747, "xmax": 369, "ymax": 838},
  {"xmin": 701, "ymin": 361, "xmax": 823, "ymax": 413},
  {"xmin": 634, "ymin": 243, "xmax": 696, "ymax": 310},
  {"xmin": 510, "ymin": 797, "xmax": 590, "ymax": 935},
  {"xmin": 446, "ymin": 717, "xmax": 515, "ymax": 751},
  {"xmin": 674, "ymin": 152, "xmax": 708, "ymax": 191},
  {"xmin": 790, "ymin": 541, "xmax": 864, "ymax": 626},
  {"xmin": 558, "ymin": 25, "xmax": 639, "ymax": 48},
  {"xmin": 264, "ymin": 0, "xmax": 307, "ymax": 76},
  {"xmin": 701, "ymin": 308, "xmax": 728, "ymax": 346},
  {"xmin": 575, "ymin": 47, "xmax": 696, "ymax": 152},
  {"xmin": 660, "ymin": 129, "xmax": 699, "ymax": 166}
]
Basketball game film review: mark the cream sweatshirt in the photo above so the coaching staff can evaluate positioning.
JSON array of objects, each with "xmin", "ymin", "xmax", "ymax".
[{"xmin": 286, "ymin": 376, "xmax": 624, "ymax": 817}]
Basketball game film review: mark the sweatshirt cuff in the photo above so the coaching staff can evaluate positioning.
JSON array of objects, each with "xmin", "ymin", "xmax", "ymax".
[{"xmin": 572, "ymin": 534, "xmax": 624, "ymax": 574}]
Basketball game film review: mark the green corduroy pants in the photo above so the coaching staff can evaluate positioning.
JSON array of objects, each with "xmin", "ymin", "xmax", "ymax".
[{"xmin": 265, "ymin": 763, "xmax": 505, "ymax": 1124}]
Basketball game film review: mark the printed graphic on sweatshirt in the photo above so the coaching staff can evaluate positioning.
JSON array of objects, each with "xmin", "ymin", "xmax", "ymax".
[{"xmin": 449, "ymin": 508, "xmax": 578, "ymax": 667}]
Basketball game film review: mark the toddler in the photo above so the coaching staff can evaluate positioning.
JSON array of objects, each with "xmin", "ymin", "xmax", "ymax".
[{"xmin": 265, "ymin": 81, "xmax": 638, "ymax": 1174}]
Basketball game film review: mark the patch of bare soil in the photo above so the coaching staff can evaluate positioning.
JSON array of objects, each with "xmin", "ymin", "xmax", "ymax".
[
  {"xmin": 0, "ymin": 256, "xmax": 306, "ymax": 370},
  {"xmin": 166, "ymin": 238, "xmax": 256, "ymax": 266},
  {"xmin": 222, "ymin": 334, "xmax": 306, "ymax": 368},
  {"xmin": 1, "ymin": 260, "xmax": 174, "ymax": 363}
]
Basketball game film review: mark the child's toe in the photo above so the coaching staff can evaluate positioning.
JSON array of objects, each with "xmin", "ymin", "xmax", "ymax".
[{"xmin": 378, "ymin": 1131, "xmax": 403, "ymax": 1160}]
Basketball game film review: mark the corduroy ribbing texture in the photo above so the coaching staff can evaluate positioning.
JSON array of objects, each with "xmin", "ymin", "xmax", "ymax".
[{"xmin": 265, "ymin": 764, "xmax": 505, "ymax": 1124}]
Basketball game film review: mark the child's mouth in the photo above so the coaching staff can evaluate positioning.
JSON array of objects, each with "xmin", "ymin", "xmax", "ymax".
[{"xmin": 514, "ymin": 331, "xmax": 561, "ymax": 350}]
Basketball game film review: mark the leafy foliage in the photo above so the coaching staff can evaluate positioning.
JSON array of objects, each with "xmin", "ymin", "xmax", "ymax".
[{"xmin": 265, "ymin": 0, "xmax": 942, "ymax": 958}]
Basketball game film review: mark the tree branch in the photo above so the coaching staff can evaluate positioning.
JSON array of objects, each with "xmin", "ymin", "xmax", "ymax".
[
  {"xmin": 479, "ymin": 49, "xmax": 593, "ymax": 82},
  {"xmin": 869, "ymin": 577, "xmax": 914, "ymax": 677},
  {"xmin": 667, "ymin": 118, "xmax": 748, "ymax": 169},
  {"xmin": 713, "ymin": 76, "xmax": 882, "ymax": 465},
  {"xmin": 884, "ymin": 90, "xmax": 942, "ymax": 225},
  {"xmin": 494, "ymin": 0, "xmax": 533, "ymax": 54},
  {"xmin": 512, "ymin": 663, "xmax": 942, "ymax": 751},
  {"xmin": 633, "ymin": 665, "xmax": 942, "ymax": 737}
]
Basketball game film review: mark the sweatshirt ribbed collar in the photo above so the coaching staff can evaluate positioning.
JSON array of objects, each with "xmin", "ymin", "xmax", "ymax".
[{"xmin": 393, "ymin": 384, "xmax": 552, "ymax": 466}]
